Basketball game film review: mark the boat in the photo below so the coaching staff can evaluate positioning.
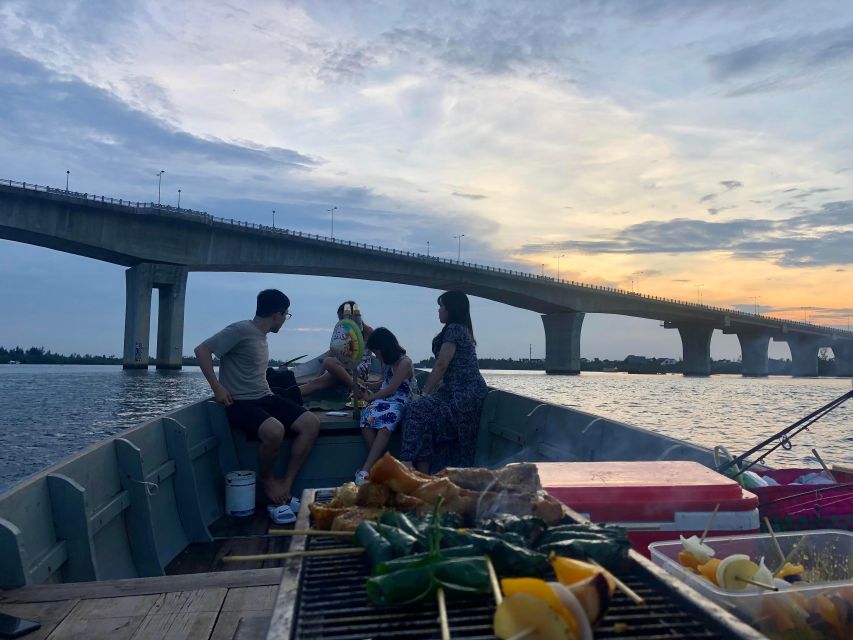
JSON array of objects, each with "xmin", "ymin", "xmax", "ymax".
[{"xmin": 0, "ymin": 373, "xmax": 845, "ymax": 639}]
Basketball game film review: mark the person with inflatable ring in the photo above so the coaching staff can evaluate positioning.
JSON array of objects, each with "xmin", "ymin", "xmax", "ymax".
[{"xmin": 299, "ymin": 300, "xmax": 374, "ymax": 397}]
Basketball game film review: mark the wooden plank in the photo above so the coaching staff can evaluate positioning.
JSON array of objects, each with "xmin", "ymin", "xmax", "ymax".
[
  {"xmin": 127, "ymin": 611, "xmax": 218, "ymax": 640},
  {"xmin": 47, "ymin": 615, "xmax": 144, "ymax": 640},
  {"xmin": 210, "ymin": 611, "xmax": 271, "ymax": 640},
  {"xmin": 265, "ymin": 489, "xmax": 314, "ymax": 640},
  {"xmin": 0, "ymin": 600, "xmax": 79, "ymax": 640},
  {"xmin": 70, "ymin": 594, "xmax": 161, "ymax": 619},
  {"xmin": 2, "ymin": 569, "xmax": 282, "ymax": 603},
  {"xmin": 149, "ymin": 589, "xmax": 226, "ymax": 614},
  {"xmin": 233, "ymin": 614, "xmax": 271, "ymax": 640},
  {"xmin": 221, "ymin": 586, "xmax": 277, "ymax": 612}
]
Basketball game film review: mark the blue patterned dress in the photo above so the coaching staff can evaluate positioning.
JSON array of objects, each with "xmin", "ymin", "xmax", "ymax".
[
  {"xmin": 400, "ymin": 323, "xmax": 488, "ymax": 472},
  {"xmin": 360, "ymin": 360, "xmax": 417, "ymax": 432}
]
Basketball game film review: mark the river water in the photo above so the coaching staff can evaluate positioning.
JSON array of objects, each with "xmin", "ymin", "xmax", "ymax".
[{"xmin": 0, "ymin": 365, "xmax": 850, "ymax": 492}]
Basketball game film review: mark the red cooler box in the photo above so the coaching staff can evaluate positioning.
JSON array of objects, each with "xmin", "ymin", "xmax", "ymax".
[{"xmin": 537, "ymin": 461, "xmax": 760, "ymax": 556}]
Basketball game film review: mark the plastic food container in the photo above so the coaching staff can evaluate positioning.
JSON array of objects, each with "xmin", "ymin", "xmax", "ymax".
[{"xmin": 650, "ymin": 530, "xmax": 853, "ymax": 639}]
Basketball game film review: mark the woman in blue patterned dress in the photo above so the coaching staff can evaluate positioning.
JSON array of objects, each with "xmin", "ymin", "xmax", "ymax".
[
  {"xmin": 354, "ymin": 327, "xmax": 418, "ymax": 484},
  {"xmin": 400, "ymin": 291, "xmax": 488, "ymax": 473}
]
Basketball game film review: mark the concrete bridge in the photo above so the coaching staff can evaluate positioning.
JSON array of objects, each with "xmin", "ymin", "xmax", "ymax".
[{"xmin": 2, "ymin": 179, "xmax": 852, "ymax": 376}]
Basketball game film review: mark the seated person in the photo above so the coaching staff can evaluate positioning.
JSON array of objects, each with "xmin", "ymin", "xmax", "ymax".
[
  {"xmin": 353, "ymin": 328, "xmax": 418, "ymax": 485},
  {"xmin": 299, "ymin": 300, "xmax": 374, "ymax": 397},
  {"xmin": 194, "ymin": 289, "xmax": 320, "ymax": 516}
]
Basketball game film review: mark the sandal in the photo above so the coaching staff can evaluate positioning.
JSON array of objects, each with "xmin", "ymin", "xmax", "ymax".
[{"xmin": 267, "ymin": 503, "xmax": 297, "ymax": 525}]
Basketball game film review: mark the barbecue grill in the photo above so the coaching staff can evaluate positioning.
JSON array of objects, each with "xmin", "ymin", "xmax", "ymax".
[{"xmin": 266, "ymin": 490, "xmax": 767, "ymax": 640}]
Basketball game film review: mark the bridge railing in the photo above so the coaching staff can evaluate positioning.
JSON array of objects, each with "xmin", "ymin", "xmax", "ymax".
[{"xmin": 3, "ymin": 178, "xmax": 850, "ymax": 338}]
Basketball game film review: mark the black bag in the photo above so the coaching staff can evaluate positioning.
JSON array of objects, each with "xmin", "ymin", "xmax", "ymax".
[{"xmin": 266, "ymin": 368, "xmax": 303, "ymax": 405}]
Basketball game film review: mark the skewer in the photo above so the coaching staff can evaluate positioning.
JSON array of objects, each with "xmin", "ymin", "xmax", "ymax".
[
  {"xmin": 762, "ymin": 517, "xmax": 786, "ymax": 571},
  {"xmin": 777, "ymin": 534, "xmax": 809, "ymax": 574},
  {"xmin": 437, "ymin": 587, "xmax": 451, "ymax": 640},
  {"xmin": 222, "ymin": 547, "xmax": 365, "ymax": 562},
  {"xmin": 485, "ymin": 556, "xmax": 503, "ymax": 606},
  {"xmin": 590, "ymin": 560, "xmax": 645, "ymax": 605},
  {"xmin": 811, "ymin": 448, "xmax": 837, "ymax": 482},
  {"xmin": 506, "ymin": 628, "xmax": 535, "ymax": 640},
  {"xmin": 699, "ymin": 504, "xmax": 720, "ymax": 544},
  {"xmin": 268, "ymin": 528, "xmax": 355, "ymax": 537},
  {"xmin": 736, "ymin": 576, "xmax": 778, "ymax": 591}
]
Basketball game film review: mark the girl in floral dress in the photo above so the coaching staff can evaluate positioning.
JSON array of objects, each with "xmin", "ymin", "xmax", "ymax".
[{"xmin": 354, "ymin": 328, "xmax": 418, "ymax": 484}]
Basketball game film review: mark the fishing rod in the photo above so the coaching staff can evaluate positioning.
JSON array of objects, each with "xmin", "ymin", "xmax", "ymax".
[{"xmin": 715, "ymin": 388, "xmax": 853, "ymax": 478}]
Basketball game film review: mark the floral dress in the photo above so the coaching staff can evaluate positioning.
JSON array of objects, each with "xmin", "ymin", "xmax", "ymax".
[
  {"xmin": 360, "ymin": 360, "xmax": 417, "ymax": 432},
  {"xmin": 400, "ymin": 323, "xmax": 488, "ymax": 472}
]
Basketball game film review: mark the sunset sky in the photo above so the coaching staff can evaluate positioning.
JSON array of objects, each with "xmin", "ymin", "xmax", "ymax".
[{"xmin": 1, "ymin": 0, "xmax": 851, "ymax": 362}]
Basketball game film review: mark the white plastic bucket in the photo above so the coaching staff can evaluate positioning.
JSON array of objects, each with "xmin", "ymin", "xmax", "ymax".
[{"xmin": 225, "ymin": 470, "xmax": 256, "ymax": 517}]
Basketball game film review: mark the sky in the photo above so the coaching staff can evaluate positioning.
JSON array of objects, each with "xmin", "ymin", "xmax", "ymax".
[{"xmin": 1, "ymin": 0, "xmax": 852, "ymax": 363}]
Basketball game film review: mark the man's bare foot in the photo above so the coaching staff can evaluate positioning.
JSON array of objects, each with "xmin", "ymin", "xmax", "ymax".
[{"xmin": 262, "ymin": 478, "xmax": 291, "ymax": 505}]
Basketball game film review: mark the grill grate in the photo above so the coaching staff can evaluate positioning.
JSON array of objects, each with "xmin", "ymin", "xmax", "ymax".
[{"xmin": 288, "ymin": 491, "xmax": 739, "ymax": 640}]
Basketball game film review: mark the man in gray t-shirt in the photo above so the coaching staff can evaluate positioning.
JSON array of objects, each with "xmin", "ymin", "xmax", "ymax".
[{"xmin": 195, "ymin": 289, "xmax": 319, "ymax": 508}]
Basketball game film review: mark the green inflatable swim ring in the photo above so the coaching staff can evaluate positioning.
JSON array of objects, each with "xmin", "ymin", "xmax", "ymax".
[{"xmin": 329, "ymin": 318, "xmax": 365, "ymax": 368}]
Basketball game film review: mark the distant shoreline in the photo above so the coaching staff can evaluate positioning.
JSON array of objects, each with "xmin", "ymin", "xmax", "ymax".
[{"xmin": 2, "ymin": 348, "xmax": 841, "ymax": 376}]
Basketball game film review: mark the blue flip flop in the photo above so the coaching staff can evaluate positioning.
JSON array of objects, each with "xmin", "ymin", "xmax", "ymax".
[{"xmin": 267, "ymin": 503, "xmax": 296, "ymax": 525}]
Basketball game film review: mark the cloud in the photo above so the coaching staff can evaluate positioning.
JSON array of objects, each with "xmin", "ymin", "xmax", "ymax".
[
  {"xmin": 517, "ymin": 200, "xmax": 853, "ymax": 268},
  {"xmin": 452, "ymin": 191, "xmax": 487, "ymax": 200},
  {"xmin": 699, "ymin": 180, "xmax": 742, "ymax": 205},
  {"xmin": 0, "ymin": 48, "xmax": 319, "ymax": 171},
  {"xmin": 707, "ymin": 22, "xmax": 853, "ymax": 95},
  {"xmin": 707, "ymin": 206, "xmax": 734, "ymax": 216}
]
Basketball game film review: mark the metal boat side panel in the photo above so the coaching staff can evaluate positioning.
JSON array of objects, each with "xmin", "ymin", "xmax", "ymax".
[
  {"xmin": 0, "ymin": 481, "xmax": 58, "ymax": 588},
  {"xmin": 122, "ymin": 418, "xmax": 192, "ymax": 567},
  {"xmin": 168, "ymin": 401, "xmax": 227, "ymax": 526},
  {"xmin": 476, "ymin": 389, "xmax": 717, "ymax": 468},
  {"xmin": 51, "ymin": 442, "xmax": 140, "ymax": 581}
]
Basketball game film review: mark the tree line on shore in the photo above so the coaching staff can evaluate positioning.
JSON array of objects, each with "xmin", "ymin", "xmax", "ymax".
[{"xmin": 2, "ymin": 345, "xmax": 839, "ymax": 375}]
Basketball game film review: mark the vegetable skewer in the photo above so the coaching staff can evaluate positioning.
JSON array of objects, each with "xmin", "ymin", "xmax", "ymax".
[{"xmin": 437, "ymin": 587, "xmax": 451, "ymax": 640}]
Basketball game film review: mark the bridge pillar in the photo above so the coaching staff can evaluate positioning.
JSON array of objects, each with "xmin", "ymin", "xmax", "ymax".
[
  {"xmin": 123, "ymin": 264, "xmax": 188, "ymax": 370},
  {"xmin": 783, "ymin": 334, "xmax": 822, "ymax": 377},
  {"xmin": 831, "ymin": 340, "xmax": 853, "ymax": 377},
  {"xmin": 736, "ymin": 331, "xmax": 771, "ymax": 377},
  {"xmin": 668, "ymin": 323, "xmax": 714, "ymax": 376},
  {"xmin": 541, "ymin": 312, "xmax": 584, "ymax": 375},
  {"xmin": 155, "ymin": 265, "xmax": 188, "ymax": 370}
]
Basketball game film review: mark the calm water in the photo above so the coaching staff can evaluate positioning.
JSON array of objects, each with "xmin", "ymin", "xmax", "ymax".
[{"xmin": 0, "ymin": 365, "xmax": 850, "ymax": 492}]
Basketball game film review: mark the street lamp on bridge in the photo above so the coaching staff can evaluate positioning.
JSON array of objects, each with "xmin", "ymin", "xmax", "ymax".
[
  {"xmin": 65, "ymin": 170, "xmax": 69, "ymax": 192},
  {"xmin": 753, "ymin": 296, "xmax": 761, "ymax": 315},
  {"xmin": 453, "ymin": 234, "xmax": 465, "ymax": 261},
  {"xmin": 272, "ymin": 209, "xmax": 276, "ymax": 228},
  {"xmin": 156, "ymin": 170, "xmax": 165, "ymax": 205},
  {"xmin": 328, "ymin": 206, "xmax": 337, "ymax": 237},
  {"xmin": 696, "ymin": 284, "xmax": 704, "ymax": 305},
  {"xmin": 427, "ymin": 240, "xmax": 430, "ymax": 257},
  {"xmin": 177, "ymin": 189, "xmax": 181, "ymax": 208},
  {"xmin": 555, "ymin": 254, "xmax": 565, "ymax": 281}
]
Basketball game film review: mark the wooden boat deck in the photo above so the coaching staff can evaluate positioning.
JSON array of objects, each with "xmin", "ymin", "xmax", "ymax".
[{"xmin": 0, "ymin": 510, "xmax": 294, "ymax": 639}]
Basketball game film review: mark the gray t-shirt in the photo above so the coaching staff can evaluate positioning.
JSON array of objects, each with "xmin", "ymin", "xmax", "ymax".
[{"xmin": 203, "ymin": 320, "xmax": 272, "ymax": 400}]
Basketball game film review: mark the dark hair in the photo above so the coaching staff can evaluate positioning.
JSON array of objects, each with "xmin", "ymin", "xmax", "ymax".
[
  {"xmin": 431, "ymin": 290, "xmax": 475, "ymax": 354},
  {"xmin": 256, "ymin": 289, "xmax": 290, "ymax": 317},
  {"xmin": 337, "ymin": 300, "xmax": 357, "ymax": 318},
  {"xmin": 366, "ymin": 327, "xmax": 406, "ymax": 364}
]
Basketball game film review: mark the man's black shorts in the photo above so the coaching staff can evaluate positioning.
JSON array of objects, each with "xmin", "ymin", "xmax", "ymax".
[{"xmin": 225, "ymin": 393, "xmax": 307, "ymax": 441}]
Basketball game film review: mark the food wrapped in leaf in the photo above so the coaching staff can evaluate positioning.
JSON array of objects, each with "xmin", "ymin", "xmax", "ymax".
[{"xmin": 366, "ymin": 557, "xmax": 491, "ymax": 606}]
